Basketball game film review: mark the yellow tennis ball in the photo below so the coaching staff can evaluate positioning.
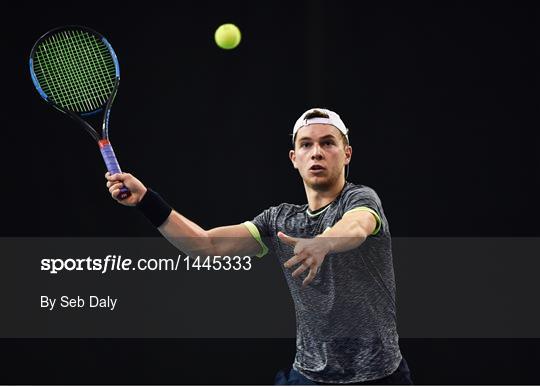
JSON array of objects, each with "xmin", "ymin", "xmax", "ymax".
[{"xmin": 214, "ymin": 23, "xmax": 241, "ymax": 50}]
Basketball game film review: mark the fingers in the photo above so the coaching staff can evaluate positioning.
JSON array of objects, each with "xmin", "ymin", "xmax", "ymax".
[
  {"xmin": 111, "ymin": 188, "xmax": 121, "ymax": 199},
  {"xmin": 302, "ymin": 266, "xmax": 319, "ymax": 288},
  {"xmin": 110, "ymin": 183, "xmax": 127, "ymax": 200},
  {"xmin": 106, "ymin": 180, "xmax": 119, "ymax": 188},
  {"xmin": 287, "ymin": 257, "xmax": 319, "ymax": 287},
  {"xmin": 105, "ymin": 172, "xmax": 129, "ymax": 190},
  {"xmin": 284, "ymin": 251, "xmax": 321, "ymax": 287},
  {"xmin": 291, "ymin": 259, "xmax": 311, "ymax": 278},
  {"xmin": 277, "ymin": 231, "xmax": 299, "ymax": 247},
  {"xmin": 105, "ymin": 172, "xmax": 138, "ymax": 205},
  {"xmin": 106, "ymin": 179, "xmax": 125, "ymax": 188},
  {"xmin": 280, "ymin": 234, "xmax": 325, "ymax": 288},
  {"xmin": 109, "ymin": 182, "xmax": 124, "ymax": 194},
  {"xmin": 284, "ymin": 254, "xmax": 306, "ymax": 269},
  {"xmin": 105, "ymin": 172, "xmax": 129, "ymax": 182}
]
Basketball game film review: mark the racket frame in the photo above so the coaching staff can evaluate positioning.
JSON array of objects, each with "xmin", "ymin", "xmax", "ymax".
[
  {"xmin": 29, "ymin": 26, "xmax": 130, "ymax": 199},
  {"xmin": 29, "ymin": 25, "xmax": 120, "ymax": 142}
]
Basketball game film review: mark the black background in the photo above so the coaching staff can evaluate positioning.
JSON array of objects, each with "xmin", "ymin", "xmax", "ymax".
[{"xmin": 1, "ymin": 1, "xmax": 540, "ymax": 384}]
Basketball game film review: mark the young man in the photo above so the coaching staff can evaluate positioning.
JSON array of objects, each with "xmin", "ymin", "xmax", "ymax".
[{"xmin": 106, "ymin": 108, "xmax": 412, "ymax": 385}]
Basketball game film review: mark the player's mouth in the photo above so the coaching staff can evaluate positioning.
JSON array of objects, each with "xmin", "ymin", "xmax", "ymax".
[{"xmin": 309, "ymin": 164, "xmax": 326, "ymax": 174}]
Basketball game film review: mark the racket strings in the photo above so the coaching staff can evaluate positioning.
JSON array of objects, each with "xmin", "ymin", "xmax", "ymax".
[
  {"xmin": 65, "ymin": 30, "xmax": 115, "ymax": 106},
  {"xmin": 37, "ymin": 34, "xmax": 94, "ymax": 111},
  {"xmin": 49, "ymin": 31, "xmax": 114, "ymax": 109},
  {"xmin": 35, "ymin": 36, "xmax": 88, "ymax": 110},
  {"xmin": 32, "ymin": 29, "xmax": 116, "ymax": 113},
  {"xmin": 77, "ymin": 32, "xmax": 116, "ymax": 105},
  {"xmin": 49, "ymin": 32, "xmax": 99, "ymax": 112},
  {"xmin": 58, "ymin": 31, "xmax": 111, "ymax": 111},
  {"xmin": 57, "ymin": 31, "xmax": 115, "ymax": 110},
  {"xmin": 35, "ymin": 34, "xmax": 111, "ymax": 112},
  {"xmin": 34, "ymin": 37, "xmax": 73, "ymax": 107}
]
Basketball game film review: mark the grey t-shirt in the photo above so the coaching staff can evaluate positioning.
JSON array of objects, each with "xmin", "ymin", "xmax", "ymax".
[{"xmin": 245, "ymin": 182, "xmax": 402, "ymax": 383}]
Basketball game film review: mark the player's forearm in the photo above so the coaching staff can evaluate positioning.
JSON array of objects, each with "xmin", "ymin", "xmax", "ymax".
[
  {"xmin": 317, "ymin": 219, "xmax": 368, "ymax": 253},
  {"xmin": 158, "ymin": 211, "xmax": 217, "ymax": 256},
  {"xmin": 136, "ymin": 189, "xmax": 259, "ymax": 257},
  {"xmin": 158, "ymin": 214, "xmax": 260, "ymax": 257},
  {"xmin": 136, "ymin": 189, "xmax": 217, "ymax": 256}
]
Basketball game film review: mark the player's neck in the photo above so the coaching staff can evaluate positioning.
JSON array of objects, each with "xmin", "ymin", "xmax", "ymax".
[{"xmin": 304, "ymin": 176, "xmax": 346, "ymax": 212}]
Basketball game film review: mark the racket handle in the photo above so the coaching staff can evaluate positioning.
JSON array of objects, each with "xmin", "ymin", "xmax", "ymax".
[{"xmin": 98, "ymin": 140, "xmax": 131, "ymax": 200}]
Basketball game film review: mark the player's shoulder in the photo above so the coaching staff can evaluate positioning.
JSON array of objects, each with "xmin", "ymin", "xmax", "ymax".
[{"xmin": 340, "ymin": 181, "xmax": 381, "ymax": 201}]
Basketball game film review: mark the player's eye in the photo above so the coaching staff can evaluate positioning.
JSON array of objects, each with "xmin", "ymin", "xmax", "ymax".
[{"xmin": 300, "ymin": 142, "xmax": 311, "ymax": 148}]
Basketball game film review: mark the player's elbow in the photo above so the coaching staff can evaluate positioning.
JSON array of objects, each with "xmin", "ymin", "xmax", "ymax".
[{"xmin": 171, "ymin": 229, "xmax": 217, "ymax": 257}]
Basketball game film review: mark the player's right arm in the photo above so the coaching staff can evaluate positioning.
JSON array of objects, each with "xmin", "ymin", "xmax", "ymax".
[
  {"xmin": 105, "ymin": 172, "xmax": 262, "ymax": 257},
  {"xmin": 159, "ymin": 214, "xmax": 261, "ymax": 257}
]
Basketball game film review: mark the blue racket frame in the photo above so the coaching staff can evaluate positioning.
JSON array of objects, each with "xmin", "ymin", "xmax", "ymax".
[{"xmin": 29, "ymin": 25, "xmax": 130, "ymax": 199}]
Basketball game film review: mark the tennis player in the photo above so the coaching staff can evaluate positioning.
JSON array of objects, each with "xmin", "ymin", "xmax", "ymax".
[{"xmin": 106, "ymin": 108, "xmax": 412, "ymax": 385}]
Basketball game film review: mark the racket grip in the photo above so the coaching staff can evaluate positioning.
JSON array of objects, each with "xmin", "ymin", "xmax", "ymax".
[{"xmin": 99, "ymin": 140, "xmax": 131, "ymax": 200}]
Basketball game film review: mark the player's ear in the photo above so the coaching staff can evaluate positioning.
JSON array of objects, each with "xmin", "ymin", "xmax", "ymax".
[
  {"xmin": 344, "ymin": 145, "xmax": 352, "ymax": 165},
  {"xmin": 289, "ymin": 149, "xmax": 298, "ymax": 169}
]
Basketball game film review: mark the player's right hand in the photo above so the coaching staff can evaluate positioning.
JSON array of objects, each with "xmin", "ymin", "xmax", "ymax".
[{"xmin": 105, "ymin": 172, "xmax": 147, "ymax": 207}]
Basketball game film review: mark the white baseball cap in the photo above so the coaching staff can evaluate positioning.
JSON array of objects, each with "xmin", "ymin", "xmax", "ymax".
[{"xmin": 292, "ymin": 108, "xmax": 349, "ymax": 144}]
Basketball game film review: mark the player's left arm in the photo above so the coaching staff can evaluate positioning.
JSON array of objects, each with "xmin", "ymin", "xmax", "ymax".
[
  {"xmin": 278, "ymin": 210, "xmax": 378, "ymax": 287},
  {"xmin": 318, "ymin": 209, "xmax": 377, "ymax": 253}
]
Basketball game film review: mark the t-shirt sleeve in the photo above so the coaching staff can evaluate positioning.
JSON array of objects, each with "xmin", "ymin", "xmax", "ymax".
[
  {"xmin": 242, "ymin": 208, "xmax": 272, "ymax": 258},
  {"xmin": 342, "ymin": 187, "xmax": 383, "ymax": 236}
]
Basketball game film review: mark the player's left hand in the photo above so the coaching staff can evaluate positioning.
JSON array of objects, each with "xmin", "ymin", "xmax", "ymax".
[{"xmin": 277, "ymin": 231, "xmax": 332, "ymax": 288}]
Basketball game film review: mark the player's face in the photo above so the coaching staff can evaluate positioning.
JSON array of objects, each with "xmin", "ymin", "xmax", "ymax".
[{"xmin": 290, "ymin": 124, "xmax": 352, "ymax": 191}]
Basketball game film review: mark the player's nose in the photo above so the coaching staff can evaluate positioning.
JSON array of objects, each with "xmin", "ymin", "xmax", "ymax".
[{"xmin": 311, "ymin": 144, "xmax": 324, "ymax": 160}]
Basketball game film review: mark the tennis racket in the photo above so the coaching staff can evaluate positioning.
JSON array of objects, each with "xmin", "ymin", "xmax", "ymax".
[{"xmin": 29, "ymin": 25, "xmax": 130, "ymax": 199}]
